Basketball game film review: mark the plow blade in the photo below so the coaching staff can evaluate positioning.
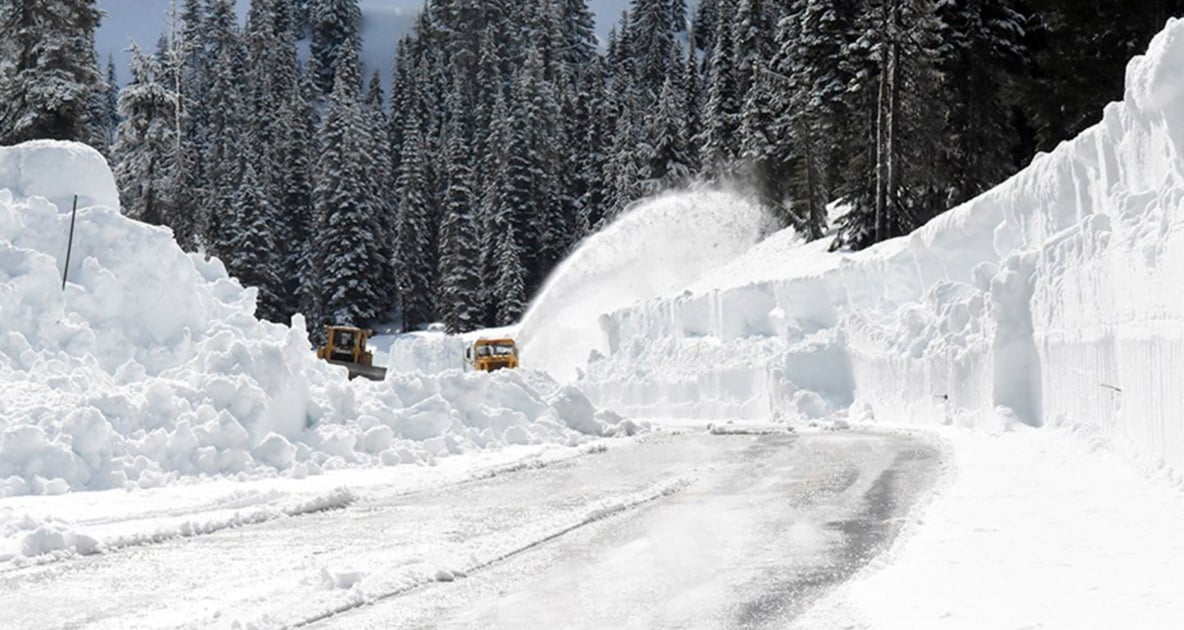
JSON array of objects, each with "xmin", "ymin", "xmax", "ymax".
[{"xmin": 327, "ymin": 360, "xmax": 388, "ymax": 381}]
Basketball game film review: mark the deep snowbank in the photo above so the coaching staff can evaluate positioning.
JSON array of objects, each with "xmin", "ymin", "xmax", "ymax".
[
  {"xmin": 581, "ymin": 19, "xmax": 1184, "ymax": 477},
  {"xmin": 0, "ymin": 141, "xmax": 628, "ymax": 497}
]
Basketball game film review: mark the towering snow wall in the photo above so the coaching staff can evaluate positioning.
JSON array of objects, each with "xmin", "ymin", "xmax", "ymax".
[
  {"xmin": 0, "ymin": 141, "xmax": 629, "ymax": 496},
  {"xmin": 582, "ymin": 19, "xmax": 1184, "ymax": 475}
]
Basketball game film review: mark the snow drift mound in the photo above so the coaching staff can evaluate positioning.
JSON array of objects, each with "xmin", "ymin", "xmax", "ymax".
[
  {"xmin": 0, "ymin": 141, "xmax": 631, "ymax": 497},
  {"xmin": 586, "ymin": 17, "xmax": 1184, "ymax": 477},
  {"xmin": 517, "ymin": 189, "xmax": 775, "ymax": 380}
]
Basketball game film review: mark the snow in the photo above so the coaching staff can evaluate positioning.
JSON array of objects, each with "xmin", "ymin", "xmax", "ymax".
[
  {"xmin": 7, "ymin": 11, "xmax": 1184, "ymax": 630},
  {"xmin": 571, "ymin": 18, "xmax": 1184, "ymax": 484},
  {"xmin": 0, "ymin": 140, "xmax": 630, "ymax": 499},
  {"xmin": 0, "ymin": 441, "xmax": 598, "ymax": 566},
  {"xmin": 518, "ymin": 188, "xmax": 776, "ymax": 381},
  {"xmin": 792, "ymin": 425, "xmax": 1184, "ymax": 629}
]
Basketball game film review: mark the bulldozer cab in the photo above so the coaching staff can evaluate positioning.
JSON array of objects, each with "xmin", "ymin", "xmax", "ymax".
[
  {"xmin": 467, "ymin": 338, "xmax": 519, "ymax": 372},
  {"xmin": 316, "ymin": 326, "xmax": 387, "ymax": 381},
  {"xmin": 328, "ymin": 328, "xmax": 360, "ymax": 362}
]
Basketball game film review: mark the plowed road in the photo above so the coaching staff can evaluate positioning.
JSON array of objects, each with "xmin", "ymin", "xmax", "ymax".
[{"xmin": 2, "ymin": 430, "xmax": 940, "ymax": 629}]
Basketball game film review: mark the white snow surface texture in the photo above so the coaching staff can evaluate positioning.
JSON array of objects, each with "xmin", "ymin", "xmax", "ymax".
[
  {"xmin": 578, "ymin": 19, "xmax": 1184, "ymax": 478},
  {"xmin": 0, "ymin": 141, "xmax": 624, "ymax": 496}
]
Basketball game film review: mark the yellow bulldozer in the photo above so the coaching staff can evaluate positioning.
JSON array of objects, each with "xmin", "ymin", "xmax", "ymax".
[
  {"xmin": 465, "ymin": 337, "xmax": 520, "ymax": 372},
  {"xmin": 316, "ymin": 326, "xmax": 388, "ymax": 381}
]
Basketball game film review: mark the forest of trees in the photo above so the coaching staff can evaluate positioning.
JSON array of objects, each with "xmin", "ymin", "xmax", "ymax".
[{"xmin": 2, "ymin": 0, "xmax": 1182, "ymax": 335}]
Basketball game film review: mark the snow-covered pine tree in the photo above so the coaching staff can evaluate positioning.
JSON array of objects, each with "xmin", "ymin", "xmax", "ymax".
[
  {"xmin": 112, "ymin": 46, "xmax": 178, "ymax": 229},
  {"xmin": 227, "ymin": 163, "xmax": 287, "ymax": 322},
  {"xmin": 92, "ymin": 55, "xmax": 120, "ymax": 154},
  {"xmin": 308, "ymin": 0, "xmax": 361, "ymax": 96},
  {"xmin": 494, "ymin": 223, "xmax": 528, "ymax": 326},
  {"xmin": 392, "ymin": 110, "xmax": 437, "ymax": 331},
  {"xmin": 313, "ymin": 43, "xmax": 385, "ymax": 327},
  {"xmin": 436, "ymin": 95, "xmax": 483, "ymax": 334},
  {"xmin": 935, "ymin": 0, "xmax": 1026, "ymax": 207},
  {"xmin": 640, "ymin": 55, "xmax": 693, "ymax": 195},
  {"xmin": 699, "ymin": 0, "xmax": 741, "ymax": 175},
  {"xmin": 574, "ymin": 58, "xmax": 613, "ymax": 235},
  {"xmin": 683, "ymin": 22, "xmax": 704, "ymax": 163},
  {"xmin": 363, "ymin": 70, "xmax": 398, "ymax": 318},
  {"xmin": 478, "ymin": 86, "xmax": 512, "ymax": 326},
  {"xmin": 833, "ymin": 0, "xmax": 947, "ymax": 250},
  {"xmin": 284, "ymin": 71, "xmax": 321, "ymax": 324},
  {"xmin": 773, "ymin": 0, "xmax": 860, "ymax": 240},
  {"xmin": 692, "ymin": 0, "xmax": 720, "ymax": 57},
  {"xmin": 166, "ymin": 0, "xmax": 210, "ymax": 251},
  {"xmin": 738, "ymin": 55, "xmax": 793, "ymax": 224},
  {"xmin": 604, "ymin": 74, "xmax": 643, "ymax": 225},
  {"xmin": 199, "ymin": 0, "xmax": 245, "ymax": 258},
  {"xmin": 556, "ymin": 0, "xmax": 599, "ymax": 75},
  {"xmin": 730, "ymin": 0, "xmax": 778, "ymax": 99},
  {"xmin": 628, "ymin": 0, "xmax": 687, "ymax": 107},
  {"xmin": 0, "ymin": 0, "xmax": 104, "ymax": 145}
]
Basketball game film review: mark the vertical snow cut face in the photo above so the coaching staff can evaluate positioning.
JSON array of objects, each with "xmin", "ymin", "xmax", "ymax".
[
  {"xmin": 0, "ymin": 141, "xmax": 630, "ymax": 497},
  {"xmin": 582, "ymin": 18, "xmax": 1184, "ymax": 477}
]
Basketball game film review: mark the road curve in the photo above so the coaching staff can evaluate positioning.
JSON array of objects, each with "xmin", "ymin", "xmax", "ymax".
[
  {"xmin": 321, "ymin": 429, "xmax": 941, "ymax": 630},
  {"xmin": 0, "ymin": 429, "xmax": 940, "ymax": 630}
]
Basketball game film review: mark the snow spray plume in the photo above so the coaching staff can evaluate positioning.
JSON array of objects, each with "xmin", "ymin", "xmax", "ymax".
[{"xmin": 517, "ymin": 187, "xmax": 776, "ymax": 381}]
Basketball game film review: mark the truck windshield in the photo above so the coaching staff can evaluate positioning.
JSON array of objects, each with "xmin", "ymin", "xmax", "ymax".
[{"xmin": 490, "ymin": 344, "xmax": 515, "ymax": 356}]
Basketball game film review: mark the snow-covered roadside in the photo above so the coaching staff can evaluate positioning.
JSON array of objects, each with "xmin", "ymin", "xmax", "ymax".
[
  {"xmin": 793, "ymin": 423, "xmax": 1184, "ymax": 629},
  {"xmin": 0, "ymin": 439, "xmax": 614, "ymax": 565}
]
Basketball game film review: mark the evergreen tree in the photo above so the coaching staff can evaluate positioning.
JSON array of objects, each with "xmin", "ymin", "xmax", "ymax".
[
  {"xmin": 772, "ymin": 0, "xmax": 860, "ymax": 239},
  {"xmin": 92, "ymin": 55, "xmax": 120, "ymax": 154},
  {"xmin": 436, "ymin": 112, "xmax": 483, "ymax": 333},
  {"xmin": 308, "ymin": 0, "xmax": 361, "ymax": 95},
  {"xmin": 628, "ymin": 0, "xmax": 687, "ymax": 106},
  {"xmin": 313, "ymin": 44, "xmax": 384, "ymax": 326},
  {"xmin": 227, "ymin": 163, "xmax": 287, "ymax": 322},
  {"xmin": 936, "ymin": 0, "xmax": 1027, "ymax": 206},
  {"xmin": 833, "ymin": 0, "xmax": 947, "ymax": 250},
  {"xmin": 494, "ymin": 223, "xmax": 528, "ymax": 325},
  {"xmin": 699, "ymin": 0, "xmax": 741, "ymax": 174},
  {"xmin": 199, "ymin": 0, "xmax": 245, "ymax": 257},
  {"xmin": 285, "ymin": 71, "xmax": 321, "ymax": 323},
  {"xmin": 112, "ymin": 46, "xmax": 178, "ymax": 229},
  {"xmin": 0, "ymin": 0, "xmax": 104, "ymax": 145},
  {"xmin": 392, "ymin": 113, "xmax": 436, "ymax": 330},
  {"xmin": 640, "ymin": 65, "xmax": 693, "ymax": 195}
]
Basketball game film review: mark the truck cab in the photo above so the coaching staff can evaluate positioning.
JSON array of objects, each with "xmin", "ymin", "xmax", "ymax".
[{"xmin": 466, "ymin": 338, "xmax": 519, "ymax": 372}]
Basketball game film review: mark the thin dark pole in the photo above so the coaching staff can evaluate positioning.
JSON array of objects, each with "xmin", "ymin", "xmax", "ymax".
[{"xmin": 62, "ymin": 195, "xmax": 78, "ymax": 291}]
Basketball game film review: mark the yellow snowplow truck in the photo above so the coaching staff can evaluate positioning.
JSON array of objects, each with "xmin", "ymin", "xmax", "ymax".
[
  {"xmin": 466, "ymin": 338, "xmax": 520, "ymax": 372},
  {"xmin": 316, "ymin": 326, "xmax": 387, "ymax": 381}
]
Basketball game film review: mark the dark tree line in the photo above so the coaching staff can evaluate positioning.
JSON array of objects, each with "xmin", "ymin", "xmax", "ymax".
[{"xmin": 3, "ymin": 0, "xmax": 1183, "ymax": 334}]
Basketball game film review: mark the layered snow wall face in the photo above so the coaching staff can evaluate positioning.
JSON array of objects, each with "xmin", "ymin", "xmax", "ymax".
[
  {"xmin": 0, "ymin": 141, "xmax": 627, "ymax": 497},
  {"xmin": 584, "ymin": 19, "xmax": 1184, "ymax": 475}
]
